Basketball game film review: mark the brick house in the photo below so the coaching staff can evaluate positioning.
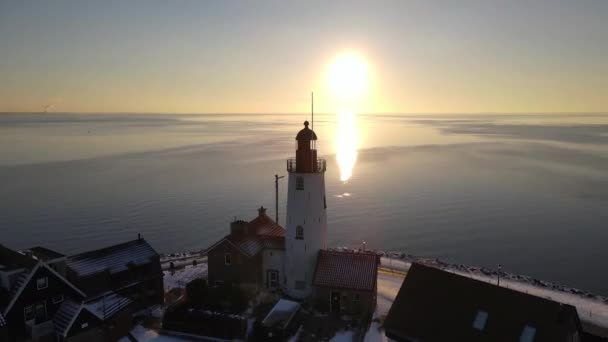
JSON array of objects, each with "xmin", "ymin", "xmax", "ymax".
[
  {"xmin": 312, "ymin": 250, "xmax": 378, "ymax": 318},
  {"xmin": 207, "ymin": 206, "xmax": 285, "ymax": 291}
]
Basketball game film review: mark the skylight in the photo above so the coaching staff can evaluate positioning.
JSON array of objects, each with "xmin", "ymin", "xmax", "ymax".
[{"xmin": 472, "ymin": 310, "xmax": 488, "ymax": 331}]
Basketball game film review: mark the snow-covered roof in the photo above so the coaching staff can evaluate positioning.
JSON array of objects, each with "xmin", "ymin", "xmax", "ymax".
[
  {"xmin": 261, "ymin": 299, "xmax": 300, "ymax": 329},
  {"xmin": 54, "ymin": 300, "xmax": 82, "ymax": 337},
  {"xmin": 313, "ymin": 250, "xmax": 379, "ymax": 291},
  {"xmin": 67, "ymin": 239, "xmax": 158, "ymax": 277},
  {"xmin": 384, "ymin": 263, "xmax": 583, "ymax": 342},
  {"xmin": 54, "ymin": 292, "xmax": 132, "ymax": 337}
]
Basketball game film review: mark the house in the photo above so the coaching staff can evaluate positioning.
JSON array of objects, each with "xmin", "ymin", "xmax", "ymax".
[
  {"xmin": 53, "ymin": 292, "xmax": 133, "ymax": 342},
  {"xmin": 207, "ymin": 206, "xmax": 285, "ymax": 291},
  {"xmin": 1, "ymin": 311, "xmax": 8, "ymax": 341},
  {"xmin": 384, "ymin": 263, "xmax": 584, "ymax": 342},
  {"xmin": 0, "ymin": 244, "xmax": 86, "ymax": 341},
  {"xmin": 312, "ymin": 250, "xmax": 378, "ymax": 318},
  {"xmin": 0, "ymin": 237, "xmax": 164, "ymax": 341},
  {"xmin": 65, "ymin": 237, "xmax": 164, "ymax": 307}
]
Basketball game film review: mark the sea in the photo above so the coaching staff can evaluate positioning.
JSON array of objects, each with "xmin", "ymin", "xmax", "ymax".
[{"xmin": 1, "ymin": 112, "xmax": 607, "ymax": 294}]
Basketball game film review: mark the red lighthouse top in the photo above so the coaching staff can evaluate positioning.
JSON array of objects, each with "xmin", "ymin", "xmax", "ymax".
[
  {"xmin": 296, "ymin": 121, "xmax": 317, "ymax": 141},
  {"xmin": 287, "ymin": 121, "xmax": 326, "ymax": 173}
]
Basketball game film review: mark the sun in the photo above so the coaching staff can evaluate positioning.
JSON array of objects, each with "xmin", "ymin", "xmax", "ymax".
[{"xmin": 326, "ymin": 52, "xmax": 369, "ymax": 101}]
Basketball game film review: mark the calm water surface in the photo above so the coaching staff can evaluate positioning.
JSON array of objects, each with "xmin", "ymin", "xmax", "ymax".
[{"xmin": 1, "ymin": 113, "xmax": 607, "ymax": 294}]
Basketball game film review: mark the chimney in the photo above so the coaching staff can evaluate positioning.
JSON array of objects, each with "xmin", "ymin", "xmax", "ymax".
[
  {"xmin": 258, "ymin": 206, "xmax": 267, "ymax": 217},
  {"xmin": 230, "ymin": 219, "xmax": 248, "ymax": 236}
]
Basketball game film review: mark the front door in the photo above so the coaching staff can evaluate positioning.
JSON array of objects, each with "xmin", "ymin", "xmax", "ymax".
[
  {"xmin": 268, "ymin": 270, "xmax": 279, "ymax": 288},
  {"xmin": 331, "ymin": 291, "xmax": 341, "ymax": 313}
]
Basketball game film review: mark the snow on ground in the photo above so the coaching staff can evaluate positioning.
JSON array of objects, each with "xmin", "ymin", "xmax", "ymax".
[
  {"xmin": 330, "ymin": 329, "xmax": 355, "ymax": 342},
  {"xmin": 364, "ymin": 310, "xmax": 390, "ymax": 342},
  {"xmin": 126, "ymin": 325, "xmax": 190, "ymax": 342},
  {"xmin": 376, "ymin": 271, "xmax": 404, "ymax": 317},
  {"xmin": 163, "ymin": 264, "xmax": 208, "ymax": 291}
]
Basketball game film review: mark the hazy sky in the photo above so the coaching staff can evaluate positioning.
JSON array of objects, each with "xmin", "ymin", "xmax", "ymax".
[{"xmin": 0, "ymin": 0, "xmax": 606, "ymax": 113}]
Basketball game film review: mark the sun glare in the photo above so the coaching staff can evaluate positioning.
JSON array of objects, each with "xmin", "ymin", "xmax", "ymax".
[{"xmin": 326, "ymin": 52, "xmax": 369, "ymax": 101}]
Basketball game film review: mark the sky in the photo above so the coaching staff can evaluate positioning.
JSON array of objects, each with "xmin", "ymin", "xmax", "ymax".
[{"xmin": 0, "ymin": 0, "xmax": 606, "ymax": 114}]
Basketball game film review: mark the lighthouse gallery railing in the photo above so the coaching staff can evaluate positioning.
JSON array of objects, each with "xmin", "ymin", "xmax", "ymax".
[{"xmin": 286, "ymin": 158, "xmax": 326, "ymax": 173}]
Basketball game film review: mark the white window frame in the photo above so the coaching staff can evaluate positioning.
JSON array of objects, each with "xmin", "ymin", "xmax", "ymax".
[
  {"xmin": 52, "ymin": 295, "xmax": 64, "ymax": 304},
  {"xmin": 36, "ymin": 277, "xmax": 48, "ymax": 290},
  {"xmin": 224, "ymin": 253, "xmax": 232, "ymax": 266}
]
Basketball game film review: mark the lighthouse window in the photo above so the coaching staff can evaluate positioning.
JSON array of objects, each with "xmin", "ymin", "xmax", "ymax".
[
  {"xmin": 296, "ymin": 226, "xmax": 304, "ymax": 240},
  {"xmin": 296, "ymin": 176, "xmax": 304, "ymax": 190}
]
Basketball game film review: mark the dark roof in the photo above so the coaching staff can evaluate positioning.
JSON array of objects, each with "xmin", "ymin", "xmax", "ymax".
[
  {"xmin": 0, "ymin": 244, "xmax": 36, "ymax": 271},
  {"xmin": 384, "ymin": 263, "xmax": 583, "ymax": 342},
  {"xmin": 54, "ymin": 292, "xmax": 132, "ymax": 337},
  {"xmin": 313, "ymin": 250, "xmax": 378, "ymax": 291},
  {"xmin": 66, "ymin": 239, "xmax": 159, "ymax": 277},
  {"xmin": 295, "ymin": 121, "xmax": 317, "ymax": 141},
  {"xmin": 21, "ymin": 246, "xmax": 65, "ymax": 261},
  {"xmin": 209, "ymin": 212, "xmax": 285, "ymax": 258}
]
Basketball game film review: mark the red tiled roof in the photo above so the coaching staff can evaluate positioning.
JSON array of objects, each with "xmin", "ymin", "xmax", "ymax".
[
  {"xmin": 209, "ymin": 213, "xmax": 285, "ymax": 258},
  {"xmin": 313, "ymin": 250, "xmax": 379, "ymax": 291},
  {"xmin": 247, "ymin": 214, "xmax": 285, "ymax": 237}
]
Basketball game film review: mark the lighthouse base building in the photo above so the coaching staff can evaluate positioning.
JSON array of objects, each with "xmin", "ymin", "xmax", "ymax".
[{"xmin": 206, "ymin": 121, "xmax": 378, "ymax": 318}]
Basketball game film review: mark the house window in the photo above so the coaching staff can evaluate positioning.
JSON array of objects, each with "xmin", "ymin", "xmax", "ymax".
[
  {"xmin": 24, "ymin": 305, "xmax": 35, "ymax": 321},
  {"xmin": 353, "ymin": 294, "xmax": 360, "ymax": 305},
  {"xmin": 296, "ymin": 226, "xmax": 304, "ymax": 240},
  {"xmin": 473, "ymin": 310, "xmax": 488, "ymax": 331},
  {"xmin": 52, "ymin": 295, "xmax": 64, "ymax": 304},
  {"xmin": 520, "ymin": 325, "xmax": 536, "ymax": 342},
  {"xmin": 36, "ymin": 277, "xmax": 48, "ymax": 290},
  {"xmin": 296, "ymin": 176, "xmax": 304, "ymax": 190},
  {"xmin": 295, "ymin": 280, "xmax": 306, "ymax": 290},
  {"xmin": 224, "ymin": 253, "xmax": 232, "ymax": 266},
  {"xmin": 35, "ymin": 302, "xmax": 46, "ymax": 320},
  {"xmin": 268, "ymin": 270, "xmax": 279, "ymax": 288}
]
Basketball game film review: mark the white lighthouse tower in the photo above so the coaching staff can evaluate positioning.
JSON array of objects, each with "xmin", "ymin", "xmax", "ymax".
[{"xmin": 284, "ymin": 121, "xmax": 328, "ymax": 299}]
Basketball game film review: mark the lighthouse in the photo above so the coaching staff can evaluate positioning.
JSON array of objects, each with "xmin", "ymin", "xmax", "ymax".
[{"xmin": 284, "ymin": 121, "xmax": 328, "ymax": 299}]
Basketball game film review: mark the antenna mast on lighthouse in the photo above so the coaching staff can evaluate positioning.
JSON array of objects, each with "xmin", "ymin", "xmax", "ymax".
[{"xmin": 311, "ymin": 92, "xmax": 314, "ymax": 131}]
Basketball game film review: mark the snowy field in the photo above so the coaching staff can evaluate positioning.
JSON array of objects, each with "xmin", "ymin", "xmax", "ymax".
[{"xmin": 163, "ymin": 264, "xmax": 208, "ymax": 292}]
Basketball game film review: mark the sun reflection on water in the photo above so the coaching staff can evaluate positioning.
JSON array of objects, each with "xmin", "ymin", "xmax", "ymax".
[{"xmin": 335, "ymin": 111, "xmax": 358, "ymax": 182}]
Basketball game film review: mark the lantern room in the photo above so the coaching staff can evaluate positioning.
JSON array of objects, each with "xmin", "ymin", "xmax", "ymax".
[{"xmin": 287, "ymin": 121, "xmax": 326, "ymax": 173}]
